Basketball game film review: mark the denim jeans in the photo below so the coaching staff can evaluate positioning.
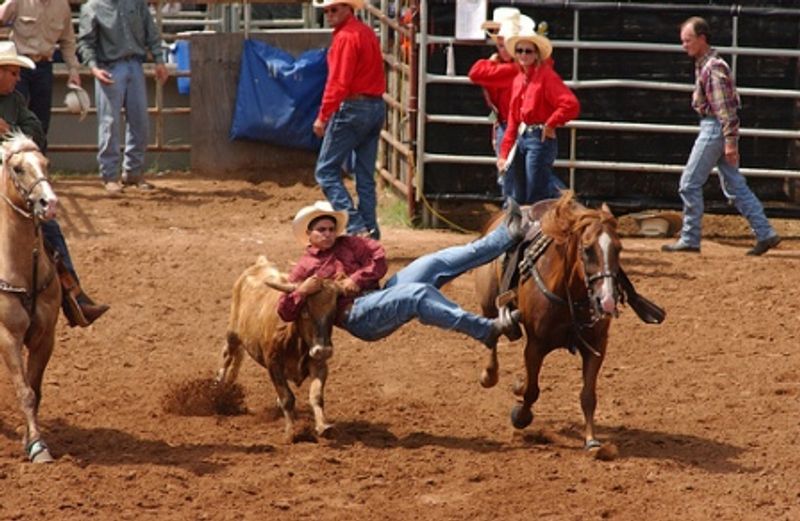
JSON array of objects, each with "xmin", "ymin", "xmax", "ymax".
[
  {"xmin": 95, "ymin": 58, "xmax": 149, "ymax": 182},
  {"xmin": 16, "ymin": 61, "xmax": 54, "ymax": 152},
  {"xmin": 494, "ymin": 122, "xmax": 519, "ymax": 200},
  {"xmin": 514, "ymin": 127, "xmax": 563, "ymax": 205},
  {"xmin": 42, "ymin": 220, "xmax": 78, "ymax": 282},
  {"xmin": 315, "ymin": 98, "xmax": 385, "ymax": 236},
  {"xmin": 678, "ymin": 117, "xmax": 776, "ymax": 247},
  {"xmin": 343, "ymin": 223, "xmax": 515, "ymax": 343}
]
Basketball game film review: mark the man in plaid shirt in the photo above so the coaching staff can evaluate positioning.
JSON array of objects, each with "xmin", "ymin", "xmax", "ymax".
[{"xmin": 662, "ymin": 16, "xmax": 780, "ymax": 256}]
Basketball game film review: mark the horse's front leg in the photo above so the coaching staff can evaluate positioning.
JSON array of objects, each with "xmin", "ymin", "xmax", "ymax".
[
  {"xmin": 0, "ymin": 327, "xmax": 53, "ymax": 463},
  {"xmin": 511, "ymin": 337, "xmax": 545, "ymax": 429},
  {"xmin": 580, "ymin": 336, "xmax": 607, "ymax": 451}
]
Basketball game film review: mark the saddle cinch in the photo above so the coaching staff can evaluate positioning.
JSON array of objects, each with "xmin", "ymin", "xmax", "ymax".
[{"xmin": 497, "ymin": 201, "xmax": 666, "ymax": 325}]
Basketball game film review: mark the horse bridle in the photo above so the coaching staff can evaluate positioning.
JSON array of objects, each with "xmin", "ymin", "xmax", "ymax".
[{"xmin": 0, "ymin": 148, "xmax": 56, "ymax": 319}]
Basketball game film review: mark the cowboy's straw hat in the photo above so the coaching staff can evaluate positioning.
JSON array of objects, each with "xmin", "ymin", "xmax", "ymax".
[
  {"xmin": 0, "ymin": 41, "xmax": 35, "ymax": 70},
  {"xmin": 65, "ymin": 83, "xmax": 91, "ymax": 121},
  {"xmin": 504, "ymin": 23, "xmax": 553, "ymax": 61},
  {"xmin": 312, "ymin": 0, "xmax": 365, "ymax": 10},
  {"xmin": 292, "ymin": 201, "xmax": 349, "ymax": 246},
  {"xmin": 481, "ymin": 7, "xmax": 520, "ymax": 37}
]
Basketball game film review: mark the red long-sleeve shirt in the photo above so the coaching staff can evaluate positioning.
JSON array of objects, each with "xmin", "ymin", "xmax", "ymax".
[
  {"xmin": 500, "ymin": 59, "xmax": 580, "ymax": 159},
  {"xmin": 277, "ymin": 235, "xmax": 387, "ymax": 325},
  {"xmin": 318, "ymin": 14, "xmax": 386, "ymax": 123},
  {"xmin": 468, "ymin": 58, "xmax": 519, "ymax": 124}
]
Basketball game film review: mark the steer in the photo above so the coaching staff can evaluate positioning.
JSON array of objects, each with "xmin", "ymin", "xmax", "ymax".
[{"xmin": 216, "ymin": 256, "xmax": 342, "ymax": 442}]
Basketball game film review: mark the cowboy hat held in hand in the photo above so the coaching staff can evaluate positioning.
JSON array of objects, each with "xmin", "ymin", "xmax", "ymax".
[
  {"xmin": 0, "ymin": 41, "xmax": 35, "ymax": 70},
  {"xmin": 504, "ymin": 22, "xmax": 553, "ymax": 61},
  {"xmin": 481, "ymin": 7, "xmax": 520, "ymax": 38},
  {"xmin": 312, "ymin": 0, "xmax": 364, "ymax": 10},
  {"xmin": 496, "ymin": 14, "xmax": 536, "ymax": 42},
  {"xmin": 292, "ymin": 201, "xmax": 349, "ymax": 246},
  {"xmin": 64, "ymin": 83, "xmax": 91, "ymax": 121}
]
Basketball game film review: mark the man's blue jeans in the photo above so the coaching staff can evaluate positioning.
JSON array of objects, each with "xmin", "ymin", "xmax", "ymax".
[
  {"xmin": 494, "ymin": 122, "xmax": 519, "ymax": 201},
  {"xmin": 315, "ymin": 98, "xmax": 385, "ymax": 237},
  {"xmin": 42, "ymin": 220, "xmax": 78, "ymax": 282},
  {"xmin": 16, "ymin": 61, "xmax": 54, "ymax": 152},
  {"xmin": 95, "ymin": 58, "xmax": 149, "ymax": 182},
  {"xmin": 514, "ymin": 127, "xmax": 563, "ymax": 205},
  {"xmin": 343, "ymin": 223, "xmax": 515, "ymax": 344},
  {"xmin": 678, "ymin": 117, "xmax": 776, "ymax": 247}
]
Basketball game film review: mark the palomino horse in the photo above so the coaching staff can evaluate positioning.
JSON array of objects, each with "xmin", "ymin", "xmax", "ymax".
[
  {"xmin": 0, "ymin": 132, "xmax": 61, "ymax": 462},
  {"xmin": 475, "ymin": 191, "xmax": 625, "ymax": 451}
]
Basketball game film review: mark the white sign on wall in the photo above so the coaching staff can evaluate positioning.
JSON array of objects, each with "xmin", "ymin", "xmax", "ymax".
[{"xmin": 455, "ymin": 0, "xmax": 488, "ymax": 41}]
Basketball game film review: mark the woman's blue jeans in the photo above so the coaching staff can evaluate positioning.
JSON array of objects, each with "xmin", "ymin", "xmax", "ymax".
[
  {"xmin": 315, "ymin": 98, "xmax": 385, "ymax": 237},
  {"xmin": 510, "ymin": 127, "xmax": 564, "ymax": 205},
  {"xmin": 677, "ymin": 117, "xmax": 776, "ymax": 247},
  {"xmin": 343, "ymin": 223, "xmax": 515, "ymax": 344}
]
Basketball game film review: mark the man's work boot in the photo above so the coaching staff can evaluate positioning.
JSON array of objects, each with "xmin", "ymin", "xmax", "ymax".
[{"xmin": 483, "ymin": 307, "xmax": 523, "ymax": 349}]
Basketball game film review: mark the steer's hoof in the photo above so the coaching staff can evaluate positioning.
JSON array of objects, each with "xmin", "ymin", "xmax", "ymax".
[
  {"xmin": 316, "ymin": 423, "xmax": 335, "ymax": 439},
  {"xmin": 26, "ymin": 440, "xmax": 54, "ymax": 464},
  {"xmin": 480, "ymin": 367, "xmax": 499, "ymax": 388},
  {"xmin": 510, "ymin": 404, "xmax": 534, "ymax": 429},
  {"xmin": 309, "ymin": 345, "xmax": 333, "ymax": 361}
]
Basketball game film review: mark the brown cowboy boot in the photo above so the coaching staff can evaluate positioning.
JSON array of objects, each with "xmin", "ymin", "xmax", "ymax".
[{"xmin": 56, "ymin": 258, "xmax": 109, "ymax": 327}]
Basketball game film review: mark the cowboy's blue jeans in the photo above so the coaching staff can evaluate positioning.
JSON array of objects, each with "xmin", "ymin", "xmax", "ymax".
[
  {"xmin": 95, "ymin": 58, "xmax": 149, "ymax": 182},
  {"xmin": 343, "ymin": 223, "xmax": 515, "ymax": 343},
  {"xmin": 494, "ymin": 122, "xmax": 519, "ymax": 200},
  {"xmin": 315, "ymin": 98, "xmax": 385, "ymax": 236},
  {"xmin": 516, "ymin": 128, "xmax": 563, "ymax": 205},
  {"xmin": 678, "ymin": 117, "xmax": 776, "ymax": 247},
  {"xmin": 16, "ymin": 61, "xmax": 54, "ymax": 152},
  {"xmin": 42, "ymin": 220, "xmax": 78, "ymax": 282}
]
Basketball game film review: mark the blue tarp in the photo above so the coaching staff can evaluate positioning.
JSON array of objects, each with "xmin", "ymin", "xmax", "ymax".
[
  {"xmin": 172, "ymin": 40, "xmax": 191, "ymax": 95},
  {"xmin": 229, "ymin": 39, "xmax": 327, "ymax": 151}
]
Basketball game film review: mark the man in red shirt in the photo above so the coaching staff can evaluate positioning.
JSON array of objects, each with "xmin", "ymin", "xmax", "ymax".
[
  {"xmin": 278, "ymin": 200, "xmax": 528, "ymax": 351},
  {"xmin": 312, "ymin": 0, "xmax": 385, "ymax": 240}
]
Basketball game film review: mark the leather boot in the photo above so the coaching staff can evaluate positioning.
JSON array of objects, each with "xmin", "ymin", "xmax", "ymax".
[{"xmin": 56, "ymin": 258, "xmax": 109, "ymax": 327}]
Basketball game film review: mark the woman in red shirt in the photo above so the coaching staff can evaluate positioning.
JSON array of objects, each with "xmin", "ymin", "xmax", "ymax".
[{"xmin": 497, "ymin": 25, "xmax": 579, "ymax": 204}]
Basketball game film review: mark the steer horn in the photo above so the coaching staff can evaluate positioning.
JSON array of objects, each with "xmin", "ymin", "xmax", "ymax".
[{"xmin": 263, "ymin": 279, "xmax": 297, "ymax": 293}]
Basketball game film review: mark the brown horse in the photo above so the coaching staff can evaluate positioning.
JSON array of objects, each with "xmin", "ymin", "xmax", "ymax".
[
  {"xmin": 0, "ymin": 132, "xmax": 61, "ymax": 463},
  {"xmin": 475, "ymin": 191, "xmax": 624, "ymax": 450}
]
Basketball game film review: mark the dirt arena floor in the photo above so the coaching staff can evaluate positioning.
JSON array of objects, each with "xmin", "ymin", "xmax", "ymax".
[{"xmin": 1, "ymin": 173, "xmax": 799, "ymax": 520}]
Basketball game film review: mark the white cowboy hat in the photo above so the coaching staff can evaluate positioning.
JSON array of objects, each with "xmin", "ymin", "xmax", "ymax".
[
  {"xmin": 64, "ymin": 83, "xmax": 91, "ymax": 121},
  {"xmin": 292, "ymin": 201, "xmax": 349, "ymax": 246},
  {"xmin": 504, "ymin": 23, "xmax": 553, "ymax": 61},
  {"xmin": 312, "ymin": 0, "xmax": 364, "ymax": 10},
  {"xmin": 496, "ymin": 14, "xmax": 536, "ymax": 42},
  {"xmin": 481, "ymin": 7, "xmax": 520, "ymax": 37},
  {"xmin": 0, "ymin": 41, "xmax": 35, "ymax": 70}
]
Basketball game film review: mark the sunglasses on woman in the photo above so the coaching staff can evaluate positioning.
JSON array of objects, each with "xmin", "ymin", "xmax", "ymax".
[{"xmin": 515, "ymin": 47, "xmax": 536, "ymax": 55}]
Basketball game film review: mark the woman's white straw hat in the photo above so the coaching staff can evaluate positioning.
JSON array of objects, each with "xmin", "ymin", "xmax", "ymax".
[
  {"xmin": 0, "ymin": 41, "xmax": 35, "ymax": 69},
  {"xmin": 312, "ymin": 0, "xmax": 364, "ymax": 10},
  {"xmin": 292, "ymin": 201, "xmax": 349, "ymax": 245},
  {"xmin": 504, "ymin": 22, "xmax": 553, "ymax": 61}
]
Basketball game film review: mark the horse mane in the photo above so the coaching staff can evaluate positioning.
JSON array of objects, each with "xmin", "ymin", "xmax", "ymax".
[
  {"xmin": 539, "ymin": 191, "xmax": 617, "ymax": 244},
  {"xmin": 1, "ymin": 131, "xmax": 40, "ymax": 162}
]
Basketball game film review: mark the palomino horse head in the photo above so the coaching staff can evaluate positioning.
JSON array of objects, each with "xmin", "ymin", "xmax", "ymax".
[{"xmin": 1, "ymin": 132, "xmax": 57, "ymax": 221}]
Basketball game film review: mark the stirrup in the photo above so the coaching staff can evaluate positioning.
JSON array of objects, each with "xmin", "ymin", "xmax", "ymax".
[{"xmin": 494, "ymin": 289, "xmax": 517, "ymax": 309}]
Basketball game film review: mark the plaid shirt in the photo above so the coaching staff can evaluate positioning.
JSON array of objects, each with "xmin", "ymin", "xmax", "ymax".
[{"xmin": 692, "ymin": 48, "xmax": 740, "ymax": 145}]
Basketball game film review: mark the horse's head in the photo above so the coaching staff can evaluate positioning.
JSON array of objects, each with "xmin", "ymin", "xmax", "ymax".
[
  {"xmin": 578, "ymin": 203, "xmax": 622, "ymax": 320},
  {"xmin": 1, "ymin": 132, "xmax": 57, "ymax": 221}
]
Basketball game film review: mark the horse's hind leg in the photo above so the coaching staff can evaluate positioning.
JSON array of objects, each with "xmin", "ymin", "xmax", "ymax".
[
  {"xmin": 580, "ymin": 343, "xmax": 606, "ymax": 450},
  {"xmin": 480, "ymin": 346, "xmax": 499, "ymax": 388},
  {"xmin": 216, "ymin": 332, "xmax": 245, "ymax": 385},
  {"xmin": 511, "ymin": 340, "xmax": 545, "ymax": 430},
  {"xmin": 308, "ymin": 359, "xmax": 333, "ymax": 437}
]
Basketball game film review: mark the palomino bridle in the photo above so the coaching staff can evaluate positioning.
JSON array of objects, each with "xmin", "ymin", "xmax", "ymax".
[{"xmin": 0, "ymin": 147, "xmax": 57, "ymax": 318}]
